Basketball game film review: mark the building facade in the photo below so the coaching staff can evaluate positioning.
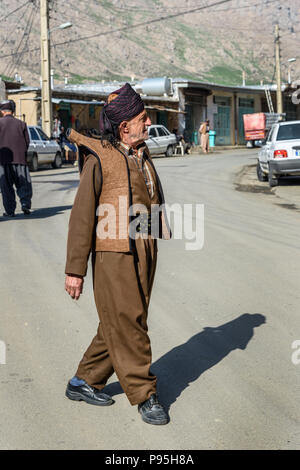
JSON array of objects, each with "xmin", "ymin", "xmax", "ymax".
[{"xmin": 6, "ymin": 78, "xmax": 300, "ymax": 146}]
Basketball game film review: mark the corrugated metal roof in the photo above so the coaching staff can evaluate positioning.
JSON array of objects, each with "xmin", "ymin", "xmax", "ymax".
[
  {"xmin": 172, "ymin": 78, "xmax": 286, "ymax": 93},
  {"xmin": 52, "ymin": 98, "xmax": 104, "ymax": 105}
]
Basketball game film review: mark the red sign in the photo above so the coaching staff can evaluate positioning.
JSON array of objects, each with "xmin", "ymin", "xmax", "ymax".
[{"xmin": 243, "ymin": 113, "xmax": 266, "ymax": 140}]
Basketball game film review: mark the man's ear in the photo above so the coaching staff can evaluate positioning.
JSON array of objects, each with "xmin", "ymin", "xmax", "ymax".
[{"xmin": 119, "ymin": 121, "xmax": 129, "ymax": 134}]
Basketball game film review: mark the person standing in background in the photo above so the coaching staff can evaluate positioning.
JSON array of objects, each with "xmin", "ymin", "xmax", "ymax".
[
  {"xmin": 0, "ymin": 100, "xmax": 32, "ymax": 217},
  {"xmin": 53, "ymin": 115, "xmax": 62, "ymax": 139},
  {"xmin": 199, "ymin": 119, "xmax": 210, "ymax": 154}
]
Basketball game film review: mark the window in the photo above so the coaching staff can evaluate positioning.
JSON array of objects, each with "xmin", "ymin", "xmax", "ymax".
[
  {"xmin": 213, "ymin": 96, "xmax": 231, "ymax": 106},
  {"xmin": 267, "ymin": 127, "xmax": 274, "ymax": 142},
  {"xmin": 149, "ymin": 127, "xmax": 157, "ymax": 137},
  {"xmin": 284, "ymin": 96, "xmax": 297, "ymax": 121},
  {"xmin": 29, "ymin": 127, "xmax": 40, "ymax": 141},
  {"xmin": 277, "ymin": 124, "xmax": 300, "ymax": 141},
  {"xmin": 185, "ymin": 94, "xmax": 206, "ymax": 106},
  {"xmin": 239, "ymin": 98, "xmax": 254, "ymax": 108},
  {"xmin": 36, "ymin": 127, "xmax": 49, "ymax": 141},
  {"xmin": 157, "ymin": 127, "xmax": 168, "ymax": 137}
]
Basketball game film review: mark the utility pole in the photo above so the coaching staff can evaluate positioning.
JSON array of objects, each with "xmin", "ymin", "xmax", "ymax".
[
  {"xmin": 242, "ymin": 71, "xmax": 246, "ymax": 87},
  {"xmin": 274, "ymin": 24, "xmax": 283, "ymax": 114},
  {"xmin": 40, "ymin": 0, "xmax": 52, "ymax": 137}
]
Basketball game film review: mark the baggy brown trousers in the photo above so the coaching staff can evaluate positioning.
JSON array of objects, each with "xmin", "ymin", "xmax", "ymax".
[
  {"xmin": 201, "ymin": 133, "xmax": 209, "ymax": 153},
  {"xmin": 75, "ymin": 237, "xmax": 158, "ymax": 406}
]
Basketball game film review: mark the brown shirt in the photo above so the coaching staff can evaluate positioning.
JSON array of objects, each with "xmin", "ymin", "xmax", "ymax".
[
  {"xmin": 65, "ymin": 155, "xmax": 101, "ymax": 277},
  {"xmin": 119, "ymin": 142, "xmax": 154, "ymax": 198}
]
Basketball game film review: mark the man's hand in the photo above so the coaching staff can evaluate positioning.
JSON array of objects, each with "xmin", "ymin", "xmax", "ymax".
[{"xmin": 65, "ymin": 274, "xmax": 84, "ymax": 300}]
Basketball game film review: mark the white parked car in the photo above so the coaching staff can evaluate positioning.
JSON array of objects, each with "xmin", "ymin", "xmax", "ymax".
[
  {"xmin": 27, "ymin": 125, "xmax": 62, "ymax": 171},
  {"xmin": 145, "ymin": 125, "xmax": 177, "ymax": 157},
  {"xmin": 257, "ymin": 120, "xmax": 300, "ymax": 187}
]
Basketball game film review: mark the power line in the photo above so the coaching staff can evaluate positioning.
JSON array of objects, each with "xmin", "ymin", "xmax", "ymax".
[
  {"xmin": 109, "ymin": 0, "xmax": 212, "ymax": 12},
  {"xmin": 49, "ymin": 10, "xmax": 102, "ymax": 29},
  {"xmin": 0, "ymin": 0, "xmax": 293, "ymax": 77},
  {"xmin": 2, "ymin": 1, "xmax": 33, "ymax": 77},
  {"xmin": 0, "ymin": 0, "xmax": 235, "ymax": 59},
  {"xmin": 0, "ymin": 12, "xmax": 24, "ymax": 58},
  {"xmin": 42, "ymin": 0, "xmax": 283, "ymax": 48},
  {"xmin": 4, "ymin": 2, "xmax": 38, "ymax": 78},
  {"xmin": 3, "ymin": 0, "xmax": 290, "ymax": 64},
  {"xmin": 0, "ymin": 0, "xmax": 33, "ymax": 22},
  {"xmin": 50, "ymin": 0, "xmax": 281, "ymax": 32},
  {"xmin": 43, "ymin": 0, "xmax": 285, "ymax": 52},
  {"xmin": 111, "ymin": 0, "xmax": 280, "ymax": 13},
  {"xmin": 13, "ymin": 4, "xmax": 38, "ymax": 71},
  {"xmin": 51, "ymin": 41, "xmax": 66, "ymax": 77},
  {"xmin": 280, "ymin": 29, "xmax": 300, "ymax": 38}
]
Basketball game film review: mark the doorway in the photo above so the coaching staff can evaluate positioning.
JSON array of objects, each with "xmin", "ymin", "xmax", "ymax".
[{"xmin": 213, "ymin": 96, "xmax": 232, "ymax": 145}]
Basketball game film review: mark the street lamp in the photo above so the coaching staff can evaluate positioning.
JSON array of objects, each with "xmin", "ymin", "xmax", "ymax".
[
  {"xmin": 48, "ymin": 22, "xmax": 73, "ymax": 90},
  {"xmin": 287, "ymin": 58, "xmax": 297, "ymax": 85},
  {"xmin": 48, "ymin": 22, "xmax": 73, "ymax": 38}
]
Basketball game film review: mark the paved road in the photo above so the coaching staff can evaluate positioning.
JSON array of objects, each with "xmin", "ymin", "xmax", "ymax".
[{"xmin": 1, "ymin": 150, "xmax": 300, "ymax": 450}]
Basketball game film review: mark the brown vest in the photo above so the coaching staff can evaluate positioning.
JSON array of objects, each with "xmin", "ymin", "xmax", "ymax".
[{"xmin": 68, "ymin": 129, "xmax": 171, "ymax": 253}]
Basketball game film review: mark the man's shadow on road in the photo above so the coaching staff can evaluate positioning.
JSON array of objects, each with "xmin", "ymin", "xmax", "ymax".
[
  {"xmin": 104, "ymin": 313, "xmax": 266, "ymax": 412},
  {"xmin": 0, "ymin": 205, "xmax": 73, "ymax": 221}
]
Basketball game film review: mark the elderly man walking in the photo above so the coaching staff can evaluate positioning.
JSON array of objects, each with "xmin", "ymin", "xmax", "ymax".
[
  {"xmin": 64, "ymin": 83, "xmax": 171, "ymax": 425},
  {"xmin": 0, "ymin": 100, "xmax": 32, "ymax": 217}
]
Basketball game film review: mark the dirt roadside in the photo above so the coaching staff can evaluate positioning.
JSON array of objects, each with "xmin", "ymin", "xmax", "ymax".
[{"xmin": 235, "ymin": 163, "xmax": 300, "ymax": 212}]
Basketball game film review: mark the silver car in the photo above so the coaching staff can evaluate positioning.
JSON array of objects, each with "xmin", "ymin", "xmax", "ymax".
[
  {"xmin": 145, "ymin": 125, "xmax": 177, "ymax": 157},
  {"xmin": 257, "ymin": 120, "xmax": 300, "ymax": 187},
  {"xmin": 27, "ymin": 126, "xmax": 62, "ymax": 171}
]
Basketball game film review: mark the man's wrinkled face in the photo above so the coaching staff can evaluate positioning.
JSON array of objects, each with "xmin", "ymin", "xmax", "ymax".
[{"xmin": 119, "ymin": 110, "xmax": 151, "ymax": 148}]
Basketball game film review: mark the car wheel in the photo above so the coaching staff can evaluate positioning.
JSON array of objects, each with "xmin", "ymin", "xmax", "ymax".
[
  {"xmin": 29, "ymin": 153, "xmax": 38, "ymax": 172},
  {"xmin": 268, "ymin": 165, "xmax": 278, "ymax": 187},
  {"xmin": 165, "ymin": 145, "xmax": 174, "ymax": 157},
  {"xmin": 52, "ymin": 152, "xmax": 62, "ymax": 169},
  {"xmin": 256, "ymin": 162, "xmax": 268, "ymax": 182}
]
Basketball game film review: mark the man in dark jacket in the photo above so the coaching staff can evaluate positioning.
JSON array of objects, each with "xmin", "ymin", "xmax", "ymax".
[{"xmin": 0, "ymin": 100, "xmax": 32, "ymax": 217}]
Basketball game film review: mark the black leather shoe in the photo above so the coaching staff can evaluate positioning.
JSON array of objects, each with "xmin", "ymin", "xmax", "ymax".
[
  {"xmin": 3, "ymin": 212, "xmax": 15, "ymax": 217},
  {"xmin": 138, "ymin": 393, "xmax": 169, "ymax": 425},
  {"xmin": 65, "ymin": 381, "xmax": 114, "ymax": 406},
  {"xmin": 22, "ymin": 207, "xmax": 31, "ymax": 215}
]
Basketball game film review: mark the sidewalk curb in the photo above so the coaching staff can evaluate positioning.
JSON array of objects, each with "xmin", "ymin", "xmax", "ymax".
[
  {"xmin": 234, "ymin": 163, "xmax": 300, "ymax": 211},
  {"xmin": 191, "ymin": 145, "xmax": 249, "ymax": 154}
]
